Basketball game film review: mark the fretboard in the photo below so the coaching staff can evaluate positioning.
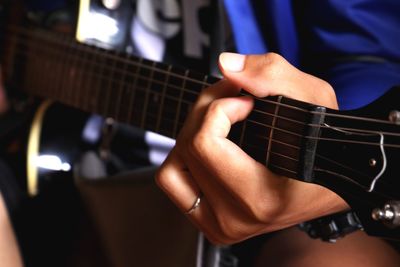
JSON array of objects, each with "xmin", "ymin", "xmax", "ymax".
[{"xmin": 1, "ymin": 26, "xmax": 313, "ymax": 179}]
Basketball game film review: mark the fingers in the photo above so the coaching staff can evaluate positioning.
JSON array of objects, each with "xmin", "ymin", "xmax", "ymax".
[
  {"xmin": 218, "ymin": 52, "xmax": 338, "ymax": 109},
  {"xmin": 155, "ymin": 148, "xmax": 240, "ymax": 244},
  {"xmin": 184, "ymin": 79, "xmax": 241, "ymax": 127},
  {"xmin": 190, "ymin": 96, "xmax": 288, "ymax": 223},
  {"xmin": 155, "ymin": 149, "xmax": 201, "ymax": 212},
  {"xmin": 156, "ymin": 52, "xmax": 345, "ymax": 245}
]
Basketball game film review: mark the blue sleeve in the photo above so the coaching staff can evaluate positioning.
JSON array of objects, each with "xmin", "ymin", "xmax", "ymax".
[{"xmin": 302, "ymin": 0, "xmax": 400, "ymax": 110}]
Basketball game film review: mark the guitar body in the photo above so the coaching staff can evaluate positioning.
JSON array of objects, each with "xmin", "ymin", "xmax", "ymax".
[
  {"xmin": 27, "ymin": 102, "xmax": 92, "ymax": 195},
  {"xmin": 0, "ymin": 99, "xmax": 98, "ymax": 265}
]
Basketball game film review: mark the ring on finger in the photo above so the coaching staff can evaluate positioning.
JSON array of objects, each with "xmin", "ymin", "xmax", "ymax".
[{"xmin": 185, "ymin": 193, "xmax": 203, "ymax": 214}]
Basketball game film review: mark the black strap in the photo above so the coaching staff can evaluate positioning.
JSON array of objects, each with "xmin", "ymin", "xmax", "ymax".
[{"xmin": 299, "ymin": 210, "xmax": 363, "ymax": 243}]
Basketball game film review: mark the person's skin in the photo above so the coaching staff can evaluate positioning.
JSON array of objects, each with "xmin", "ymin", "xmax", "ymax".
[
  {"xmin": 254, "ymin": 227, "xmax": 400, "ymax": 267},
  {"xmin": 156, "ymin": 52, "xmax": 349, "ymax": 244},
  {"xmin": 0, "ymin": 194, "xmax": 24, "ymax": 267},
  {"xmin": 156, "ymin": 52, "xmax": 400, "ymax": 265},
  {"xmin": 0, "ymin": 69, "xmax": 23, "ymax": 266}
]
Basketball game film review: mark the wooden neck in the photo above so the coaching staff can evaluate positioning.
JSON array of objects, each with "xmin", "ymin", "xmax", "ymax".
[
  {"xmin": 4, "ymin": 26, "xmax": 400, "ymax": 241},
  {"xmin": 2, "ymin": 26, "xmax": 315, "ymax": 179}
]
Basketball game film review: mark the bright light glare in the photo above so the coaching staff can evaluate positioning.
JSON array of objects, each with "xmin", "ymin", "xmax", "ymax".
[
  {"xmin": 80, "ymin": 12, "xmax": 119, "ymax": 43},
  {"xmin": 35, "ymin": 155, "xmax": 71, "ymax": 172}
]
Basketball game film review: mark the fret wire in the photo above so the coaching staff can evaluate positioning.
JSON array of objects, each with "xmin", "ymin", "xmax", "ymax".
[
  {"xmin": 81, "ymin": 43, "xmax": 97, "ymax": 111},
  {"xmin": 49, "ymin": 34, "xmax": 67, "ymax": 100},
  {"xmin": 269, "ymin": 163, "xmax": 297, "ymax": 175},
  {"xmin": 172, "ymin": 69, "xmax": 189, "ymax": 138},
  {"xmin": 74, "ymin": 42, "xmax": 91, "ymax": 111},
  {"xmin": 12, "ymin": 55, "xmax": 400, "ymax": 189},
  {"xmin": 253, "ymin": 133, "xmax": 301, "ymax": 150},
  {"xmin": 10, "ymin": 52, "xmax": 400, "ymax": 185},
  {"xmin": 89, "ymin": 45, "xmax": 106, "ymax": 113},
  {"xmin": 103, "ymin": 50, "xmax": 118, "ymax": 117},
  {"xmin": 127, "ymin": 56, "xmax": 143, "ymax": 124},
  {"xmin": 67, "ymin": 37, "xmax": 83, "ymax": 107},
  {"xmin": 266, "ymin": 96, "xmax": 282, "ymax": 165},
  {"xmin": 69, "ymin": 39, "xmax": 81, "ymax": 108},
  {"xmin": 52, "ymin": 34, "xmax": 65, "ymax": 101},
  {"xmin": 10, "ymin": 28, "xmax": 400, "ymax": 129},
  {"xmin": 44, "ymin": 36, "xmax": 59, "ymax": 98},
  {"xmin": 43, "ymin": 34, "xmax": 60, "ymax": 98},
  {"xmin": 18, "ymin": 36, "xmax": 310, "ymax": 128},
  {"xmin": 73, "ymin": 41, "xmax": 91, "ymax": 111},
  {"xmin": 260, "ymin": 146, "xmax": 298, "ymax": 163},
  {"xmin": 140, "ymin": 61, "xmax": 156, "ymax": 129},
  {"xmin": 239, "ymin": 120, "xmax": 247, "ymax": 148},
  {"xmin": 16, "ymin": 49, "xmax": 200, "ymax": 110},
  {"xmin": 8, "ymin": 28, "xmax": 213, "ymax": 88},
  {"xmin": 29, "ymin": 35, "xmax": 42, "ymax": 95},
  {"xmin": 7, "ymin": 28, "xmax": 400, "ymax": 191},
  {"xmin": 156, "ymin": 64, "xmax": 172, "ymax": 133},
  {"xmin": 61, "ymin": 35, "xmax": 74, "ymax": 105},
  {"xmin": 12, "ymin": 40, "xmax": 202, "ymax": 102},
  {"xmin": 34, "ymin": 34, "xmax": 48, "ymax": 96},
  {"xmin": 16, "ymin": 42, "xmax": 400, "ymax": 147},
  {"xmin": 56, "ymin": 34, "xmax": 73, "ymax": 105},
  {"xmin": 7, "ymin": 28, "xmax": 400, "ymax": 142},
  {"xmin": 62, "ymin": 35, "xmax": 78, "ymax": 105},
  {"xmin": 21, "ymin": 32, "xmax": 36, "ymax": 94},
  {"xmin": 94, "ymin": 49, "xmax": 111, "ymax": 115},
  {"xmin": 114, "ymin": 55, "xmax": 130, "ymax": 121},
  {"xmin": 247, "ymin": 118, "xmax": 302, "ymax": 138},
  {"xmin": 23, "ymin": 30, "xmax": 61, "ymax": 100}
]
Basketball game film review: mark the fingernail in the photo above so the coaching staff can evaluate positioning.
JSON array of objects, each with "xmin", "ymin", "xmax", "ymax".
[{"xmin": 219, "ymin": 52, "xmax": 246, "ymax": 72}]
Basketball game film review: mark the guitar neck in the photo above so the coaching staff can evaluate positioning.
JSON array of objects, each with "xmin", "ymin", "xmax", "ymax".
[
  {"xmin": 4, "ymin": 25, "xmax": 400, "ymax": 240},
  {"xmin": 3, "ymin": 26, "xmax": 218, "ymax": 138},
  {"xmin": 2, "ymin": 25, "xmax": 318, "ymax": 180}
]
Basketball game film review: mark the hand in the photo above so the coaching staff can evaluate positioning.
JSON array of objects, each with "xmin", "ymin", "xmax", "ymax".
[{"xmin": 156, "ymin": 52, "xmax": 349, "ymax": 245}]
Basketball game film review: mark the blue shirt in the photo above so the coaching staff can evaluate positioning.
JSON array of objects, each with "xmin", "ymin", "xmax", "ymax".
[{"xmin": 224, "ymin": 0, "xmax": 400, "ymax": 110}]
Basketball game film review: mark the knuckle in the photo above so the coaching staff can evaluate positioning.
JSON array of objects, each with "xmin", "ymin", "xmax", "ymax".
[
  {"xmin": 154, "ymin": 166, "xmax": 176, "ymax": 192},
  {"xmin": 206, "ymin": 99, "xmax": 224, "ymax": 118},
  {"xmin": 215, "ymin": 216, "xmax": 247, "ymax": 242},
  {"xmin": 263, "ymin": 52, "xmax": 284, "ymax": 65},
  {"xmin": 243, "ymin": 198, "xmax": 278, "ymax": 224},
  {"xmin": 258, "ymin": 52, "xmax": 286, "ymax": 79},
  {"xmin": 315, "ymin": 78, "xmax": 338, "ymax": 108},
  {"xmin": 188, "ymin": 101, "xmax": 222, "ymax": 157},
  {"xmin": 154, "ymin": 167, "xmax": 168, "ymax": 188},
  {"xmin": 325, "ymin": 83, "xmax": 336, "ymax": 99},
  {"xmin": 189, "ymin": 131, "xmax": 208, "ymax": 158}
]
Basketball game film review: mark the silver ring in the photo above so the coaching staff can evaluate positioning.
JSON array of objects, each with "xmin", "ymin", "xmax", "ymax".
[{"xmin": 185, "ymin": 194, "xmax": 202, "ymax": 214}]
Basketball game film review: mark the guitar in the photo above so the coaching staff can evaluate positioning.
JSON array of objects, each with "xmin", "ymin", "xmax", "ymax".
[{"xmin": 1, "ymin": 21, "xmax": 400, "ymax": 241}]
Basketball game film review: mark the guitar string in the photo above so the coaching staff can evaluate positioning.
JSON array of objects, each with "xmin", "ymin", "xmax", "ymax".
[
  {"xmin": 4, "ymin": 27, "xmax": 400, "ymax": 151},
  {"xmin": 5, "ymin": 40, "xmax": 400, "ymax": 154},
  {"xmin": 6, "ymin": 26, "xmax": 400, "ymax": 128},
  {"xmin": 9, "ymin": 28, "xmax": 400, "ymax": 200},
  {"xmin": 7, "ymin": 40, "xmax": 400, "ymax": 150},
  {"xmin": 5, "ymin": 29, "xmax": 396, "ymax": 158},
  {"xmin": 5, "ymin": 33, "xmax": 396, "ymax": 135},
  {"xmin": 4, "ymin": 32, "xmax": 398, "ymax": 194}
]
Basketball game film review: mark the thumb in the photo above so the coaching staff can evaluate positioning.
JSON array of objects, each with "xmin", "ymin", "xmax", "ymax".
[{"xmin": 218, "ymin": 52, "xmax": 337, "ymax": 108}]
